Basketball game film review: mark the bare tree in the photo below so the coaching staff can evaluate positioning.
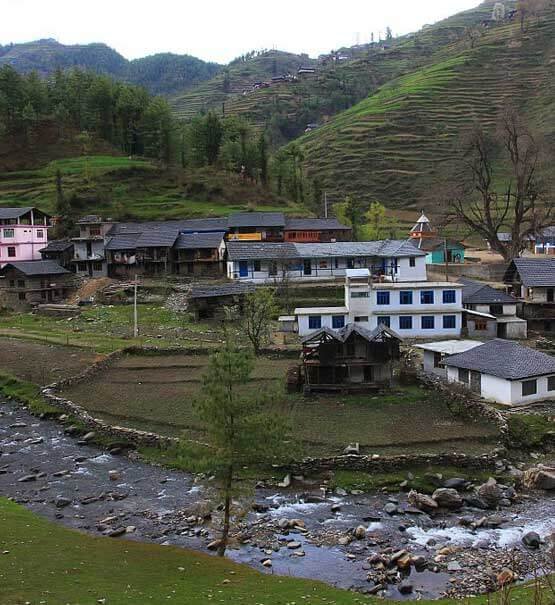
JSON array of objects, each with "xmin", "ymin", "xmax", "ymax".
[
  {"xmin": 449, "ymin": 106, "xmax": 552, "ymax": 261},
  {"xmin": 464, "ymin": 24, "xmax": 483, "ymax": 49}
]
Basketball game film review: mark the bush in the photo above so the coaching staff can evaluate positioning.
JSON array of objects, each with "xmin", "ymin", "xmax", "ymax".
[{"xmin": 506, "ymin": 414, "xmax": 554, "ymax": 450}]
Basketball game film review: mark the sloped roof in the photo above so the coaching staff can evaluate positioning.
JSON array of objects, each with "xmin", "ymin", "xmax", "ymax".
[
  {"xmin": 0, "ymin": 207, "xmax": 34, "ymax": 219},
  {"xmin": 416, "ymin": 237, "xmax": 466, "ymax": 252},
  {"xmin": 444, "ymin": 339, "xmax": 555, "ymax": 380},
  {"xmin": 228, "ymin": 212, "xmax": 285, "ymax": 228},
  {"xmin": 105, "ymin": 233, "xmax": 141, "ymax": 251},
  {"xmin": 39, "ymin": 240, "xmax": 73, "ymax": 253},
  {"xmin": 0, "ymin": 260, "xmax": 70, "ymax": 276},
  {"xmin": 459, "ymin": 278, "xmax": 517, "ymax": 304},
  {"xmin": 506, "ymin": 258, "xmax": 555, "ymax": 287},
  {"xmin": 302, "ymin": 323, "xmax": 402, "ymax": 344},
  {"xmin": 284, "ymin": 218, "xmax": 351, "ymax": 231},
  {"xmin": 226, "ymin": 240, "xmax": 425, "ymax": 261},
  {"xmin": 175, "ymin": 232, "xmax": 226, "ymax": 249},
  {"xmin": 410, "ymin": 212, "xmax": 434, "ymax": 234},
  {"xmin": 190, "ymin": 282, "xmax": 255, "ymax": 299}
]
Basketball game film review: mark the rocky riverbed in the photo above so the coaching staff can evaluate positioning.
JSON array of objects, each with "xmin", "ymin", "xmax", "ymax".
[{"xmin": 1, "ymin": 397, "xmax": 554, "ymax": 600}]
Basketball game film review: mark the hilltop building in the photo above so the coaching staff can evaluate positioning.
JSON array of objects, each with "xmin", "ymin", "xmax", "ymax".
[
  {"xmin": 409, "ymin": 212, "xmax": 465, "ymax": 264},
  {"xmin": 0, "ymin": 207, "xmax": 51, "ymax": 267}
]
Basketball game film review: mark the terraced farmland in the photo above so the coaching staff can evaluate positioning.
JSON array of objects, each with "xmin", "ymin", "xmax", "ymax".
[{"xmin": 297, "ymin": 11, "xmax": 555, "ymax": 209}]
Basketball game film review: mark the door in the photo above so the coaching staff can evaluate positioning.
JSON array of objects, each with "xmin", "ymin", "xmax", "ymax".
[
  {"xmin": 363, "ymin": 366, "xmax": 373, "ymax": 383},
  {"xmin": 239, "ymin": 261, "xmax": 249, "ymax": 277},
  {"xmin": 470, "ymin": 371, "xmax": 481, "ymax": 395},
  {"xmin": 497, "ymin": 322, "xmax": 507, "ymax": 339},
  {"xmin": 547, "ymin": 289, "xmax": 554, "ymax": 303},
  {"xmin": 303, "ymin": 260, "xmax": 312, "ymax": 276}
]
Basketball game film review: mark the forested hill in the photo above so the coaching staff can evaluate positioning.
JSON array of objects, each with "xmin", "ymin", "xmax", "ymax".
[{"xmin": 0, "ymin": 39, "xmax": 221, "ymax": 95}]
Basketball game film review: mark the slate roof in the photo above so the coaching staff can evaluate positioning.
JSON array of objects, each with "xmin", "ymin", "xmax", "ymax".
[
  {"xmin": 39, "ymin": 240, "xmax": 73, "ymax": 253},
  {"xmin": 105, "ymin": 234, "xmax": 141, "ymax": 251},
  {"xmin": 226, "ymin": 240, "xmax": 425, "ymax": 261},
  {"xmin": 302, "ymin": 323, "xmax": 402, "ymax": 345},
  {"xmin": 77, "ymin": 215, "xmax": 105, "ymax": 224},
  {"xmin": 227, "ymin": 212, "xmax": 285, "ymax": 228},
  {"xmin": 507, "ymin": 258, "xmax": 555, "ymax": 287},
  {"xmin": 190, "ymin": 282, "xmax": 255, "ymax": 299},
  {"xmin": 444, "ymin": 339, "xmax": 555, "ymax": 380},
  {"xmin": 0, "ymin": 260, "xmax": 70, "ymax": 276},
  {"xmin": 459, "ymin": 278, "xmax": 517, "ymax": 304},
  {"xmin": 0, "ymin": 207, "xmax": 34, "ymax": 219},
  {"xmin": 175, "ymin": 232, "xmax": 226, "ymax": 250},
  {"xmin": 284, "ymin": 218, "xmax": 351, "ymax": 231}
]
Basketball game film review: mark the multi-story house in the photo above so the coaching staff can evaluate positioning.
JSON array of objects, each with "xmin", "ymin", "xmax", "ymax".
[
  {"xmin": 504, "ymin": 258, "xmax": 555, "ymax": 333},
  {"xmin": 0, "ymin": 260, "xmax": 73, "ymax": 310},
  {"xmin": 0, "ymin": 207, "xmax": 51, "ymax": 267},
  {"xmin": 294, "ymin": 268, "xmax": 464, "ymax": 339},
  {"xmin": 71, "ymin": 216, "xmax": 113, "ymax": 277},
  {"xmin": 227, "ymin": 240, "xmax": 427, "ymax": 283}
]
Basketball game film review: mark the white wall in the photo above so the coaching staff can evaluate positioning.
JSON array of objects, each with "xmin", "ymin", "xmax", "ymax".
[
  {"xmin": 480, "ymin": 374, "xmax": 513, "ymax": 404},
  {"xmin": 422, "ymin": 350, "xmax": 447, "ymax": 377},
  {"xmin": 509, "ymin": 375, "xmax": 555, "ymax": 405},
  {"xmin": 298, "ymin": 313, "xmax": 347, "ymax": 336},
  {"xmin": 397, "ymin": 256, "xmax": 427, "ymax": 282},
  {"xmin": 473, "ymin": 303, "xmax": 517, "ymax": 316}
]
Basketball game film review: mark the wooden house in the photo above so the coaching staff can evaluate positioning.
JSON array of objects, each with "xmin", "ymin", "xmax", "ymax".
[
  {"xmin": 189, "ymin": 282, "xmax": 255, "ymax": 320},
  {"xmin": 300, "ymin": 324, "xmax": 402, "ymax": 393}
]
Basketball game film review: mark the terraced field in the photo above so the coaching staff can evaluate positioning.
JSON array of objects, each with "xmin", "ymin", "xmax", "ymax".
[{"xmin": 297, "ymin": 11, "xmax": 555, "ymax": 209}]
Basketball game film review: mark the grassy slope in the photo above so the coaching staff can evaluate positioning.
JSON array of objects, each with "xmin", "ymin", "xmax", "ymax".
[
  {"xmin": 296, "ymin": 9, "xmax": 555, "ymax": 209},
  {"xmin": 0, "ymin": 498, "xmax": 551, "ymax": 605},
  {"xmin": 0, "ymin": 156, "xmax": 303, "ymax": 220}
]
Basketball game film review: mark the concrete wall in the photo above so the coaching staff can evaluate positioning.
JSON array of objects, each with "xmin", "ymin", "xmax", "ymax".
[
  {"xmin": 298, "ymin": 313, "xmax": 347, "ymax": 335},
  {"xmin": 422, "ymin": 350, "xmax": 447, "ymax": 378},
  {"xmin": 466, "ymin": 318, "xmax": 497, "ymax": 339},
  {"xmin": 0, "ymin": 224, "xmax": 49, "ymax": 266}
]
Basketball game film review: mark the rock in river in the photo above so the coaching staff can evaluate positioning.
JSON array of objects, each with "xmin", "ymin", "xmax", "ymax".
[
  {"xmin": 522, "ymin": 531, "xmax": 541, "ymax": 549},
  {"xmin": 432, "ymin": 488, "xmax": 463, "ymax": 509}
]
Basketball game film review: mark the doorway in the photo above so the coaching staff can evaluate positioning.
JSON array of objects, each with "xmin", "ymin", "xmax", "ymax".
[{"xmin": 547, "ymin": 288, "xmax": 554, "ymax": 303}]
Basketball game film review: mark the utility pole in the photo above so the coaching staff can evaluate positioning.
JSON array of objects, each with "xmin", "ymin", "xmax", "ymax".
[
  {"xmin": 444, "ymin": 238, "xmax": 449, "ymax": 282},
  {"xmin": 324, "ymin": 191, "xmax": 328, "ymax": 218},
  {"xmin": 133, "ymin": 274, "xmax": 139, "ymax": 338}
]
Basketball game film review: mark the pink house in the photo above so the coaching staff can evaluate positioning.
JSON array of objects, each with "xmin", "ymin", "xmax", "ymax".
[{"xmin": 0, "ymin": 207, "xmax": 51, "ymax": 267}]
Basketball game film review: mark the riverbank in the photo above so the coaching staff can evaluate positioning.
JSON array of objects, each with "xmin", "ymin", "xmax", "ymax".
[{"xmin": 1, "ymin": 397, "xmax": 554, "ymax": 601}]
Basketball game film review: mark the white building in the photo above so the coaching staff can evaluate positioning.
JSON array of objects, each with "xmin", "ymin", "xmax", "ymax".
[
  {"xmin": 294, "ymin": 268, "xmax": 464, "ymax": 339},
  {"xmin": 226, "ymin": 240, "xmax": 427, "ymax": 284},
  {"xmin": 444, "ymin": 339, "xmax": 555, "ymax": 406},
  {"xmin": 415, "ymin": 340, "xmax": 483, "ymax": 378}
]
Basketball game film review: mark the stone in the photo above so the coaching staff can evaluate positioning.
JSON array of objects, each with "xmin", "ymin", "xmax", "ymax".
[
  {"xmin": 499, "ymin": 498, "xmax": 512, "ymax": 508},
  {"xmin": 278, "ymin": 474, "xmax": 291, "ymax": 488},
  {"xmin": 293, "ymin": 550, "xmax": 305, "ymax": 557},
  {"xmin": 344, "ymin": 443, "xmax": 360, "ymax": 455},
  {"xmin": 18, "ymin": 474, "xmax": 37, "ymax": 483},
  {"xmin": 398, "ymin": 580, "xmax": 414, "ymax": 595},
  {"xmin": 55, "ymin": 497, "xmax": 72, "ymax": 508},
  {"xmin": 408, "ymin": 490, "xmax": 438, "ymax": 512},
  {"xmin": 443, "ymin": 478, "xmax": 468, "ymax": 490},
  {"xmin": 477, "ymin": 478, "xmax": 503, "ymax": 509},
  {"xmin": 207, "ymin": 540, "xmax": 222, "ymax": 551},
  {"xmin": 335, "ymin": 487, "xmax": 348, "ymax": 496},
  {"xmin": 447, "ymin": 560, "xmax": 462, "ymax": 572},
  {"xmin": 261, "ymin": 559, "xmax": 272, "ymax": 567},
  {"xmin": 287, "ymin": 541, "xmax": 302, "ymax": 549},
  {"xmin": 497, "ymin": 568, "xmax": 516, "ymax": 586},
  {"xmin": 108, "ymin": 470, "xmax": 120, "ymax": 481},
  {"xmin": 383, "ymin": 503, "xmax": 398, "ymax": 515},
  {"xmin": 395, "ymin": 553, "xmax": 412, "ymax": 570},
  {"xmin": 338, "ymin": 536, "xmax": 352, "ymax": 546},
  {"xmin": 125, "ymin": 526, "xmax": 136, "ymax": 533},
  {"xmin": 107, "ymin": 527, "xmax": 126, "ymax": 538},
  {"xmin": 354, "ymin": 526, "xmax": 367, "ymax": 540},
  {"xmin": 522, "ymin": 531, "xmax": 541, "ymax": 549},
  {"xmin": 432, "ymin": 488, "xmax": 463, "ymax": 509},
  {"xmin": 524, "ymin": 466, "xmax": 555, "ymax": 491},
  {"xmin": 331, "ymin": 503, "xmax": 341, "ymax": 513},
  {"xmin": 277, "ymin": 518, "xmax": 291, "ymax": 530},
  {"xmin": 424, "ymin": 472, "xmax": 443, "ymax": 487},
  {"xmin": 411, "ymin": 555, "xmax": 427, "ymax": 570},
  {"xmin": 82, "ymin": 432, "xmax": 96, "ymax": 442}
]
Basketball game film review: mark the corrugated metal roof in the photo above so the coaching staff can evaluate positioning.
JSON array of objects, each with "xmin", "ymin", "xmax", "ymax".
[
  {"xmin": 226, "ymin": 239, "xmax": 425, "ymax": 261},
  {"xmin": 0, "ymin": 260, "xmax": 70, "ymax": 276},
  {"xmin": 228, "ymin": 212, "xmax": 285, "ymax": 228},
  {"xmin": 175, "ymin": 232, "xmax": 225, "ymax": 249},
  {"xmin": 415, "ymin": 340, "xmax": 483, "ymax": 355},
  {"xmin": 508, "ymin": 258, "xmax": 555, "ymax": 288},
  {"xmin": 444, "ymin": 339, "xmax": 555, "ymax": 380},
  {"xmin": 190, "ymin": 282, "xmax": 255, "ymax": 299}
]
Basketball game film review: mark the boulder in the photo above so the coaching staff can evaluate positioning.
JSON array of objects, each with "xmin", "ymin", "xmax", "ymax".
[
  {"xmin": 447, "ymin": 560, "xmax": 462, "ymax": 572},
  {"xmin": 497, "ymin": 568, "xmax": 516, "ymax": 586},
  {"xmin": 408, "ymin": 490, "xmax": 438, "ymax": 512},
  {"xmin": 55, "ymin": 497, "xmax": 72, "ymax": 508},
  {"xmin": 354, "ymin": 526, "xmax": 367, "ymax": 540},
  {"xmin": 443, "ymin": 478, "xmax": 468, "ymax": 490},
  {"xmin": 17, "ymin": 474, "xmax": 37, "ymax": 483},
  {"xmin": 287, "ymin": 541, "xmax": 302, "ymax": 549},
  {"xmin": 82, "ymin": 432, "xmax": 96, "ymax": 442},
  {"xmin": 383, "ymin": 502, "xmax": 398, "ymax": 515},
  {"xmin": 398, "ymin": 580, "xmax": 414, "ymax": 595},
  {"xmin": 522, "ymin": 531, "xmax": 541, "ymax": 549},
  {"xmin": 432, "ymin": 488, "xmax": 463, "ymax": 509},
  {"xmin": 524, "ymin": 466, "xmax": 555, "ymax": 491},
  {"xmin": 278, "ymin": 474, "xmax": 291, "ymax": 488},
  {"xmin": 477, "ymin": 478, "xmax": 503, "ymax": 509}
]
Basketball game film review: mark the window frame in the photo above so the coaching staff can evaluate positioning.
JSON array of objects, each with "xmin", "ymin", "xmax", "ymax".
[
  {"xmin": 377, "ymin": 316, "xmax": 391, "ymax": 328},
  {"xmin": 354, "ymin": 316, "xmax": 369, "ymax": 323},
  {"xmin": 399, "ymin": 316, "xmax": 413, "ymax": 330},
  {"xmin": 547, "ymin": 375, "xmax": 555, "ymax": 392},
  {"xmin": 399, "ymin": 291, "xmax": 413, "ymax": 305},
  {"xmin": 409, "ymin": 256, "xmax": 416, "ymax": 268},
  {"xmin": 521, "ymin": 379, "xmax": 537, "ymax": 397},
  {"xmin": 308, "ymin": 315, "xmax": 322, "ymax": 331},
  {"xmin": 421, "ymin": 316, "xmax": 435, "ymax": 330},
  {"xmin": 376, "ymin": 291, "xmax": 390, "ymax": 305},
  {"xmin": 443, "ymin": 315, "xmax": 456, "ymax": 329},
  {"xmin": 332, "ymin": 315, "xmax": 345, "ymax": 329},
  {"xmin": 442, "ymin": 290, "xmax": 456, "ymax": 304},
  {"xmin": 351, "ymin": 291, "xmax": 369, "ymax": 299},
  {"xmin": 3, "ymin": 228, "xmax": 15, "ymax": 238},
  {"xmin": 420, "ymin": 290, "xmax": 434, "ymax": 305}
]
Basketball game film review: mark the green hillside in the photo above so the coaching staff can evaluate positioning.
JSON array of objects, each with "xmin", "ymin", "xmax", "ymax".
[
  {"xmin": 0, "ymin": 38, "xmax": 221, "ymax": 95},
  {"xmin": 0, "ymin": 156, "xmax": 301, "ymax": 221},
  {"xmin": 294, "ymin": 6, "xmax": 554, "ymax": 209}
]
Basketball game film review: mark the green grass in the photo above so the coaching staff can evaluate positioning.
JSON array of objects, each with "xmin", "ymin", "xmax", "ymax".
[
  {"xmin": 506, "ymin": 414, "xmax": 555, "ymax": 450},
  {"xmin": 0, "ymin": 371, "xmax": 58, "ymax": 415},
  {"xmin": 1, "ymin": 498, "xmax": 552, "ymax": 605}
]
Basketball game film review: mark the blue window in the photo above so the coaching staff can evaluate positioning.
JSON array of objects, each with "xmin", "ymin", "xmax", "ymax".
[
  {"xmin": 377, "ymin": 316, "xmax": 391, "ymax": 328},
  {"xmin": 308, "ymin": 316, "xmax": 321, "ymax": 330},
  {"xmin": 421, "ymin": 290, "xmax": 434, "ymax": 304},
  {"xmin": 421, "ymin": 316, "xmax": 435, "ymax": 330},
  {"xmin": 443, "ymin": 315, "xmax": 456, "ymax": 329},
  {"xmin": 400, "ymin": 291, "xmax": 413, "ymax": 305},
  {"xmin": 376, "ymin": 291, "xmax": 390, "ymax": 305},
  {"xmin": 332, "ymin": 315, "xmax": 345, "ymax": 329},
  {"xmin": 399, "ymin": 316, "xmax": 413, "ymax": 330},
  {"xmin": 443, "ymin": 290, "xmax": 456, "ymax": 304}
]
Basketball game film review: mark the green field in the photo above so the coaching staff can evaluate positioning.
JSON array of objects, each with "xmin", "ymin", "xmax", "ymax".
[{"xmin": 60, "ymin": 351, "xmax": 499, "ymax": 457}]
